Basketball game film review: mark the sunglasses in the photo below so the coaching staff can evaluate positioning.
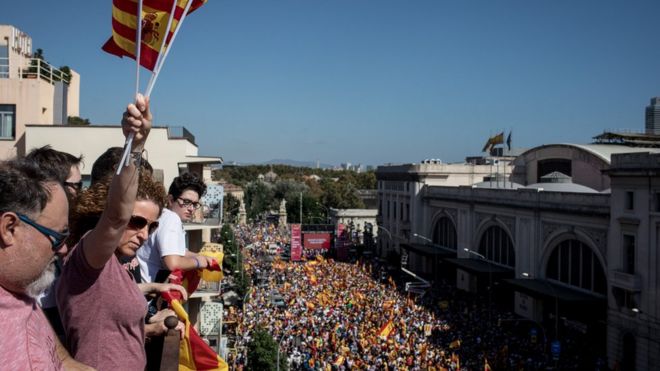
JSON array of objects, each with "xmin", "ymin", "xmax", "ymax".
[
  {"xmin": 128, "ymin": 215, "xmax": 160, "ymax": 234},
  {"xmin": 176, "ymin": 197, "xmax": 202, "ymax": 210},
  {"xmin": 17, "ymin": 213, "xmax": 69, "ymax": 251},
  {"xmin": 64, "ymin": 181, "xmax": 83, "ymax": 192}
]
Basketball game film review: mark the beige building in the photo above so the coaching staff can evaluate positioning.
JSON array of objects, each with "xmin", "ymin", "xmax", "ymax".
[
  {"xmin": 376, "ymin": 139, "xmax": 660, "ymax": 369},
  {"xmin": 0, "ymin": 25, "xmax": 80, "ymax": 158}
]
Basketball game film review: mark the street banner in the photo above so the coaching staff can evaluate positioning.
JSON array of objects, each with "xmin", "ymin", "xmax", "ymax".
[
  {"xmin": 303, "ymin": 233, "xmax": 332, "ymax": 250},
  {"xmin": 291, "ymin": 223, "xmax": 302, "ymax": 261}
]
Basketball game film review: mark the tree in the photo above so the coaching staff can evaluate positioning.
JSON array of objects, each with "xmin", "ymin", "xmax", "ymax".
[
  {"xmin": 67, "ymin": 116, "xmax": 91, "ymax": 126},
  {"xmin": 223, "ymin": 193, "xmax": 241, "ymax": 223},
  {"xmin": 247, "ymin": 327, "xmax": 287, "ymax": 371},
  {"xmin": 245, "ymin": 180, "xmax": 275, "ymax": 220}
]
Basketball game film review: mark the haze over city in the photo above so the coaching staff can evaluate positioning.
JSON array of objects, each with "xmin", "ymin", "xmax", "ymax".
[{"xmin": 3, "ymin": 0, "xmax": 660, "ymax": 166}]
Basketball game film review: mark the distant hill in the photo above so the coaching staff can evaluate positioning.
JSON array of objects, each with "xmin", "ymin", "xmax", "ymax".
[{"xmin": 261, "ymin": 158, "xmax": 335, "ymax": 169}]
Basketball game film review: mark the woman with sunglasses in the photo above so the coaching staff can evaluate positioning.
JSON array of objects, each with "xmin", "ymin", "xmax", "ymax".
[{"xmin": 56, "ymin": 95, "xmax": 184, "ymax": 370}]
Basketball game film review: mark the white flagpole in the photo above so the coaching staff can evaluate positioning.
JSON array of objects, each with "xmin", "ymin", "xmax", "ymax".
[
  {"xmin": 145, "ymin": 0, "xmax": 179, "ymax": 98},
  {"xmin": 118, "ymin": 0, "xmax": 145, "ymax": 174},
  {"xmin": 145, "ymin": 0, "xmax": 193, "ymax": 98}
]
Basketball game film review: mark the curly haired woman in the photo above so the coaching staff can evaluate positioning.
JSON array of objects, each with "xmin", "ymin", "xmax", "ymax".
[{"xmin": 57, "ymin": 95, "xmax": 184, "ymax": 370}]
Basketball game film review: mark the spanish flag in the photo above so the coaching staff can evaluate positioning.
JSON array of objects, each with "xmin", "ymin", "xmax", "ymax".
[
  {"xmin": 162, "ymin": 283, "xmax": 228, "ymax": 370},
  {"xmin": 102, "ymin": 0, "xmax": 206, "ymax": 71},
  {"xmin": 378, "ymin": 320, "xmax": 395, "ymax": 339},
  {"xmin": 481, "ymin": 131, "xmax": 504, "ymax": 152}
]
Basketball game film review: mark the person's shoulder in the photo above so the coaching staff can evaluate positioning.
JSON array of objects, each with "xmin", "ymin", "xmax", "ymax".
[{"xmin": 160, "ymin": 208, "xmax": 182, "ymax": 226}]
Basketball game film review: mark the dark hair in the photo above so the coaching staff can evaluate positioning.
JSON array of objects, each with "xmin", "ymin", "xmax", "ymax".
[
  {"xmin": 91, "ymin": 147, "xmax": 153, "ymax": 185},
  {"xmin": 168, "ymin": 172, "xmax": 206, "ymax": 200},
  {"xmin": 68, "ymin": 171, "xmax": 167, "ymax": 246},
  {"xmin": 0, "ymin": 159, "xmax": 56, "ymax": 216},
  {"xmin": 26, "ymin": 145, "xmax": 83, "ymax": 184}
]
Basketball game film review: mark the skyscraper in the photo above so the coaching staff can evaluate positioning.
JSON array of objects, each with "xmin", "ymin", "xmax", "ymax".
[{"xmin": 645, "ymin": 97, "xmax": 660, "ymax": 134}]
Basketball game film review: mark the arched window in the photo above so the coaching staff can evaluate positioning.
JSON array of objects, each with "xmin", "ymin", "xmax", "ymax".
[
  {"xmin": 478, "ymin": 225, "xmax": 515, "ymax": 267},
  {"xmin": 546, "ymin": 239, "xmax": 606, "ymax": 295},
  {"xmin": 432, "ymin": 217, "xmax": 457, "ymax": 250}
]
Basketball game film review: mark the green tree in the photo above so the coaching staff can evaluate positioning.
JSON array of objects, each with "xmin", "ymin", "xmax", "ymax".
[
  {"xmin": 247, "ymin": 327, "xmax": 287, "ymax": 371},
  {"xmin": 245, "ymin": 180, "xmax": 275, "ymax": 220},
  {"xmin": 223, "ymin": 193, "xmax": 241, "ymax": 223},
  {"xmin": 67, "ymin": 116, "xmax": 91, "ymax": 126}
]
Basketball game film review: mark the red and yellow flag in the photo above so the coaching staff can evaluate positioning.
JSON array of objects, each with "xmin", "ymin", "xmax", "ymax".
[
  {"xmin": 378, "ymin": 320, "xmax": 395, "ymax": 339},
  {"xmin": 102, "ymin": 0, "xmax": 206, "ymax": 70}
]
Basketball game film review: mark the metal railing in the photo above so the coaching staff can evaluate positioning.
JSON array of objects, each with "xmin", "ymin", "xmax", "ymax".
[
  {"xmin": 167, "ymin": 126, "xmax": 196, "ymax": 144},
  {"xmin": 19, "ymin": 58, "xmax": 71, "ymax": 85}
]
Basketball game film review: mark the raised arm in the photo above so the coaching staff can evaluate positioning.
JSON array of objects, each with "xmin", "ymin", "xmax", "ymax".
[{"xmin": 83, "ymin": 95, "xmax": 152, "ymax": 269}]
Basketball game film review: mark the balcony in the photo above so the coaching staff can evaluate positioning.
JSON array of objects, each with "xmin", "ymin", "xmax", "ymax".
[
  {"xmin": 611, "ymin": 270, "xmax": 642, "ymax": 292},
  {"xmin": 19, "ymin": 58, "xmax": 71, "ymax": 85}
]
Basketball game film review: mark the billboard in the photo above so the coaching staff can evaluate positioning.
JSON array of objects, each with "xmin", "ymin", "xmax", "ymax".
[
  {"xmin": 303, "ymin": 233, "xmax": 332, "ymax": 250},
  {"xmin": 291, "ymin": 224, "xmax": 302, "ymax": 262}
]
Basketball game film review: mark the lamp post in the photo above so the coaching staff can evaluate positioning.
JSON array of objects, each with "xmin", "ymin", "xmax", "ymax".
[
  {"xmin": 465, "ymin": 248, "xmax": 493, "ymax": 321},
  {"xmin": 522, "ymin": 272, "xmax": 559, "ymax": 341},
  {"xmin": 412, "ymin": 233, "xmax": 432, "ymax": 244},
  {"xmin": 276, "ymin": 324, "xmax": 293, "ymax": 371}
]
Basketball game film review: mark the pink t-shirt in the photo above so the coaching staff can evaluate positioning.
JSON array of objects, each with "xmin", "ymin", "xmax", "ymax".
[
  {"xmin": 57, "ymin": 238, "xmax": 147, "ymax": 371},
  {"xmin": 0, "ymin": 285, "xmax": 63, "ymax": 370}
]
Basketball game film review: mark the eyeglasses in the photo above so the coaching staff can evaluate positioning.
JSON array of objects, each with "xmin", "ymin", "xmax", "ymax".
[
  {"xmin": 64, "ymin": 181, "xmax": 83, "ymax": 193},
  {"xmin": 176, "ymin": 197, "xmax": 201, "ymax": 210},
  {"xmin": 127, "ymin": 215, "xmax": 160, "ymax": 235},
  {"xmin": 17, "ymin": 213, "xmax": 69, "ymax": 251}
]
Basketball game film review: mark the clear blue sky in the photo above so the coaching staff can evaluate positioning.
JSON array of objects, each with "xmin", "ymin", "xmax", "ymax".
[{"xmin": 4, "ymin": 1, "xmax": 660, "ymax": 166}]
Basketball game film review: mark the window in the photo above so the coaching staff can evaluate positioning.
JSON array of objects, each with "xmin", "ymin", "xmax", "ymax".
[
  {"xmin": 655, "ymin": 192, "xmax": 660, "ymax": 212},
  {"xmin": 405, "ymin": 204, "xmax": 409, "ymax": 221},
  {"xmin": 546, "ymin": 239, "xmax": 606, "ymax": 295},
  {"xmin": 0, "ymin": 104, "xmax": 16, "ymax": 139},
  {"xmin": 625, "ymin": 191, "xmax": 634, "ymax": 210},
  {"xmin": 623, "ymin": 235, "xmax": 635, "ymax": 274},
  {"xmin": 400, "ymin": 202, "xmax": 403, "ymax": 220},
  {"xmin": 0, "ymin": 44, "xmax": 9, "ymax": 78},
  {"xmin": 478, "ymin": 225, "xmax": 514, "ymax": 267},
  {"xmin": 432, "ymin": 217, "xmax": 457, "ymax": 250}
]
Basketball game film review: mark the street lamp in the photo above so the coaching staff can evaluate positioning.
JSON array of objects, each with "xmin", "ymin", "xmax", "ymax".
[
  {"xmin": 276, "ymin": 324, "xmax": 293, "ymax": 371},
  {"xmin": 465, "ymin": 248, "xmax": 492, "ymax": 321},
  {"xmin": 413, "ymin": 233, "xmax": 433, "ymax": 244},
  {"xmin": 522, "ymin": 272, "xmax": 559, "ymax": 341}
]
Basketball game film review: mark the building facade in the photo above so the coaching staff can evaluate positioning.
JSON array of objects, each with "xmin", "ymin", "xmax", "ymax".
[
  {"xmin": 376, "ymin": 144, "xmax": 660, "ymax": 369},
  {"xmin": 0, "ymin": 25, "xmax": 80, "ymax": 158}
]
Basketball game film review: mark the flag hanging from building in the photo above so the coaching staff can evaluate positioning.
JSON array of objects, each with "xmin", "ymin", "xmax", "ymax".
[
  {"xmin": 102, "ymin": 0, "xmax": 206, "ymax": 71},
  {"xmin": 481, "ymin": 132, "xmax": 505, "ymax": 153},
  {"xmin": 163, "ymin": 268, "xmax": 228, "ymax": 371}
]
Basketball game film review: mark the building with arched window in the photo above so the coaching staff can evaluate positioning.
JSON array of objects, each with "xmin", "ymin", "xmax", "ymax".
[{"xmin": 376, "ymin": 139, "xmax": 660, "ymax": 369}]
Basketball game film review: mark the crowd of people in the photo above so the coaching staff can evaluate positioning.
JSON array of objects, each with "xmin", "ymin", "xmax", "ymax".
[{"xmin": 229, "ymin": 223, "xmax": 606, "ymax": 371}]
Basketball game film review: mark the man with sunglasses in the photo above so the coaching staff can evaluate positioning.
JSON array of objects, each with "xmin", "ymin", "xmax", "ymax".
[
  {"xmin": 25, "ymin": 145, "xmax": 84, "ymax": 340},
  {"xmin": 138, "ymin": 172, "xmax": 217, "ymax": 284},
  {"xmin": 0, "ymin": 159, "xmax": 91, "ymax": 370}
]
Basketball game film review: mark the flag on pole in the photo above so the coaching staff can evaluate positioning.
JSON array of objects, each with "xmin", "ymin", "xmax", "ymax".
[
  {"xmin": 481, "ymin": 132, "xmax": 505, "ymax": 153},
  {"xmin": 102, "ymin": 0, "xmax": 207, "ymax": 71},
  {"xmin": 506, "ymin": 131, "xmax": 512, "ymax": 151}
]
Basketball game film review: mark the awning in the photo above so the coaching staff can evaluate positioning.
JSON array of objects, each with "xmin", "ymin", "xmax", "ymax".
[
  {"xmin": 401, "ymin": 243, "xmax": 456, "ymax": 258},
  {"xmin": 503, "ymin": 278, "xmax": 606, "ymax": 303},
  {"xmin": 444, "ymin": 258, "xmax": 514, "ymax": 275}
]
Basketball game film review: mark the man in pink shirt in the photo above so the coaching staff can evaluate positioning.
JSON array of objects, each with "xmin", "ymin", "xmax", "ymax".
[{"xmin": 0, "ymin": 159, "xmax": 91, "ymax": 370}]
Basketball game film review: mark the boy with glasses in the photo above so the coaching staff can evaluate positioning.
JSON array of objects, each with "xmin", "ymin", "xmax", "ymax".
[{"xmin": 137, "ymin": 172, "xmax": 217, "ymax": 283}]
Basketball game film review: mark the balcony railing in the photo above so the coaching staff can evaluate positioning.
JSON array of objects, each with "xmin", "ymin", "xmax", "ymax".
[
  {"xmin": 18, "ymin": 58, "xmax": 71, "ymax": 85},
  {"xmin": 167, "ymin": 126, "xmax": 196, "ymax": 145},
  {"xmin": 611, "ymin": 270, "xmax": 642, "ymax": 291}
]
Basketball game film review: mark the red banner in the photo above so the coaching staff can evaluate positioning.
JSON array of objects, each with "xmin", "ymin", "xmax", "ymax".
[
  {"xmin": 291, "ymin": 224, "xmax": 302, "ymax": 262},
  {"xmin": 303, "ymin": 233, "xmax": 332, "ymax": 250}
]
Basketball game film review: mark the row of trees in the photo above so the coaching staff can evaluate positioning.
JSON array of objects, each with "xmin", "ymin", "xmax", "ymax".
[{"xmin": 217, "ymin": 165, "xmax": 377, "ymax": 224}]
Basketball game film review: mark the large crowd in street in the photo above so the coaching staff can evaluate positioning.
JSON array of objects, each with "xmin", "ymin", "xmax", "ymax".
[{"xmin": 228, "ymin": 222, "xmax": 607, "ymax": 371}]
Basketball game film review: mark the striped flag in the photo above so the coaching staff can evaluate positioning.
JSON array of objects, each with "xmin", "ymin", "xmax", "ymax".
[
  {"xmin": 163, "ymin": 267, "xmax": 228, "ymax": 370},
  {"xmin": 102, "ymin": 0, "xmax": 206, "ymax": 71}
]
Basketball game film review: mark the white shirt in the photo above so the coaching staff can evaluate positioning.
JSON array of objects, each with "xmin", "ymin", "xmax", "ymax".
[{"xmin": 137, "ymin": 208, "xmax": 187, "ymax": 283}]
